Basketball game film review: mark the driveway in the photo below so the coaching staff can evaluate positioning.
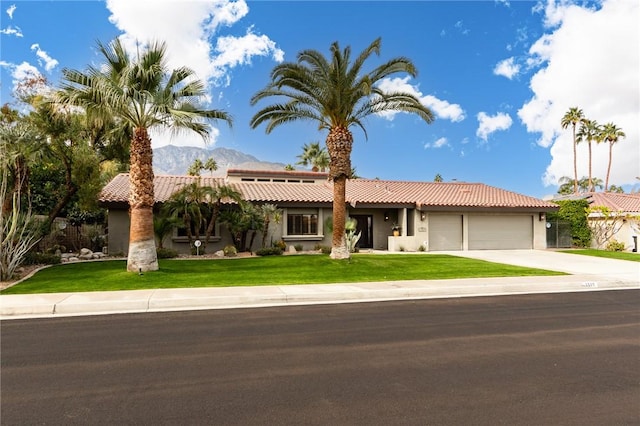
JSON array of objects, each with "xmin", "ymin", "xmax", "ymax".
[{"xmin": 440, "ymin": 249, "xmax": 639, "ymax": 284}]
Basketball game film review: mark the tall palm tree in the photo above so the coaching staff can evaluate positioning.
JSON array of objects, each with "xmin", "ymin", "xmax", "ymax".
[
  {"xmin": 57, "ymin": 39, "xmax": 232, "ymax": 272},
  {"xmin": 560, "ymin": 107, "xmax": 584, "ymax": 194},
  {"xmin": 576, "ymin": 118, "xmax": 600, "ymax": 193},
  {"xmin": 600, "ymin": 122, "xmax": 625, "ymax": 192},
  {"xmin": 250, "ymin": 38, "xmax": 434, "ymax": 259}
]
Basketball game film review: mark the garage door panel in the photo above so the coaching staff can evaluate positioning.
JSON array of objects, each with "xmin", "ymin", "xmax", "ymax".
[
  {"xmin": 429, "ymin": 215, "xmax": 462, "ymax": 251},
  {"xmin": 469, "ymin": 215, "xmax": 532, "ymax": 250}
]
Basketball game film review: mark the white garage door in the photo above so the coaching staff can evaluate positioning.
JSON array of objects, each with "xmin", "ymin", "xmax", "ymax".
[
  {"xmin": 429, "ymin": 214, "xmax": 463, "ymax": 251},
  {"xmin": 468, "ymin": 215, "xmax": 533, "ymax": 250}
]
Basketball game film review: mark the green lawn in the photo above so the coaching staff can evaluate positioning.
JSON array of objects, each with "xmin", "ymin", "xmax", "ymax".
[
  {"xmin": 1, "ymin": 254, "xmax": 565, "ymax": 295},
  {"xmin": 559, "ymin": 249, "xmax": 640, "ymax": 262}
]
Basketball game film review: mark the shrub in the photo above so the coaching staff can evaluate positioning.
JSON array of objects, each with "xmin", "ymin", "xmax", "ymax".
[
  {"xmin": 548, "ymin": 199, "xmax": 591, "ymax": 247},
  {"xmin": 22, "ymin": 252, "xmax": 61, "ymax": 265},
  {"xmin": 223, "ymin": 245, "xmax": 237, "ymax": 257},
  {"xmin": 273, "ymin": 240, "xmax": 286, "ymax": 251},
  {"xmin": 417, "ymin": 244, "xmax": 426, "ymax": 252},
  {"xmin": 156, "ymin": 248, "xmax": 178, "ymax": 259},
  {"xmin": 294, "ymin": 244, "xmax": 304, "ymax": 252},
  {"xmin": 256, "ymin": 247, "xmax": 283, "ymax": 256},
  {"xmin": 314, "ymin": 244, "xmax": 332, "ymax": 254},
  {"xmin": 190, "ymin": 246, "xmax": 205, "ymax": 256},
  {"xmin": 605, "ymin": 240, "xmax": 625, "ymax": 252}
]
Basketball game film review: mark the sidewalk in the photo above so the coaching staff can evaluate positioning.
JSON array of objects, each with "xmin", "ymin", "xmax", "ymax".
[{"xmin": 1, "ymin": 250, "xmax": 638, "ymax": 320}]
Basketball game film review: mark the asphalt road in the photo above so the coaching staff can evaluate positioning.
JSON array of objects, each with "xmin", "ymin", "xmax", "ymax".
[{"xmin": 2, "ymin": 290, "xmax": 639, "ymax": 425}]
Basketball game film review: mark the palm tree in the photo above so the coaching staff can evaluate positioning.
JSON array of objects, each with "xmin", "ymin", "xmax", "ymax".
[
  {"xmin": 203, "ymin": 158, "xmax": 218, "ymax": 176},
  {"xmin": 560, "ymin": 107, "xmax": 584, "ymax": 194},
  {"xmin": 259, "ymin": 203, "xmax": 282, "ymax": 248},
  {"xmin": 187, "ymin": 159, "xmax": 205, "ymax": 176},
  {"xmin": 600, "ymin": 122, "xmax": 625, "ymax": 192},
  {"xmin": 297, "ymin": 142, "xmax": 330, "ymax": 172},
  {"xmin": 576, "ymin": 118, "xmax": 600, "ymax": 192},
  {"xmin": 202, "ymin": 184, "xmax": 242, "ymax": 249},
  {"xmin": 57, "ymin": 39, "xmax": 232, "ymax": 272},
  {"xmin": 250, "ymin": 38, "xmax": 434, "ymax": 259},
  {"xmin": 434, "ymin": 173, "xmax": 443, "ymax": 182}
]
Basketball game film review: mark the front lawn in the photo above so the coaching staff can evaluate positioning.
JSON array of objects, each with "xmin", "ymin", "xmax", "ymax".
[
  {"xmin": 1, "ymin": 254, "xmax": 564, "ymax": 295},
  {"xmin": 559, "ymin": 249, "xmax": 640, "ymax": 262}
]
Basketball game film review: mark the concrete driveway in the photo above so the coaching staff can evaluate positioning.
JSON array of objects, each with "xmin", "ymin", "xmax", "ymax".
[{"xmin": 440, "ymin": 249, "xmax": 639, "ymax": 284}]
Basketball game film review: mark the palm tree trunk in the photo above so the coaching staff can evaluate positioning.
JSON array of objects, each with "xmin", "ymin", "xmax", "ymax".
[
  {"xmin": 572, "ymin": 125, "xmax": 578, "ymax": 194},
  {"xmin": 326, "ymin": 126, "xmax": 353, "ymax": 260},
  {"xmin": 588, "ymin": 140, "xmax": 593, "ymax": 192},
  {"xmin": 330, "ymin": 175, "xmax": 349, "ymax": 259},
  {"xmin": 605, "ymin": 142, "xmax": 613, "ymax": 192},
  {"xmin": 127, "ymin": 127, "xmax": 159, "ymax": 272}
]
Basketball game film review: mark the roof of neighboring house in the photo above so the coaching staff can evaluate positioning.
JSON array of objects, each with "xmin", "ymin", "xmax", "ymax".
[
  {"xmin": 99, "ymin": 173, "xmax": 559, "ymax": 210},
  {"xmin": 587, "ymin": 192, "xmax": 640, "ymax": 213},
  {"xmin": 552, "ymin": 192, "xmax": 640, "ymax": 213}
]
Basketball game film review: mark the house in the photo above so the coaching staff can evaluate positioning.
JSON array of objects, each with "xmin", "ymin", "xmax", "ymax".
[
  {"xmin": 579, "ymin": 192, "xmax": 640, "ymax": 251},
  {"xmin": 99, "ymin": 169, "xmax": 559, "ymax": 255}
]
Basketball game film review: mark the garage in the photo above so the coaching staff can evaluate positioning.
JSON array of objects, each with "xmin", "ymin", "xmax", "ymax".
[
  {"xmin": 468, "ymin": 215, "xmax": 533, "ymax": 250},
  {"xmin": 428, "ymin": 214, "xmax": 463, "ymax": 250}
]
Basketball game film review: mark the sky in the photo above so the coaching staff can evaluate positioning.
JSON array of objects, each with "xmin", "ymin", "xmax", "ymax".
[{"xmin": 1, "ymin": 0, "xmax": 638, "ymax": 199}]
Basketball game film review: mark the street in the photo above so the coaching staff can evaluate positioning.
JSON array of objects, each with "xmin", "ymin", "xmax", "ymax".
[{"xmin": 2, "ymin": 290, "xmax": 639, "ymax": 425}]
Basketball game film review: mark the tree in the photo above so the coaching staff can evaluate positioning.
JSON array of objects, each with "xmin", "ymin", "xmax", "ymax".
[
  {"xmin": 576, "ymin": 118, "xmax": 600, "ymax": 193},
  {"xmin": 203, "ymin": 158, "xmax": 218, "ymax": 176},
  {"xmin": 434, "ymin": 173, "xmax": 443, "ymax": 182},
  {"xmin": 0, "ymin": 118, "xmax": 44, "ymax": 280},
  {"xmin": 296, "ymin": 142, "xmax": 330, "ymax": 172},
  {"xmin": 259, "ymin": 203, "xmax": 282, "ymax": 248},
  {"xmin": 251, "ymin": 38, "xmax": 434, "ymax": 259},
  {"xmin": 187, "ymin": 159, "xmax": 205, "ymax": 176},
  {"xmin": 153, "ymin": 213, "xmax": 180, "ymax": 249},
  {"xmin": 57, "ymin": 39, "xmax": 232, "ymax": 272},
  {"xmin": 600, "ymin": 122, "xmax": 625, "ymax": 192},
  {"xmin": 586, "ymin": 206, "xmax": 627, "ymax": 249},
  {"xmin": 202, "ymin": 184, "xmax": 242, "ymax": 249},
  {"xmin": 560, "ymin": 107, "xmax": 584, "ymax": 194},
  {"xmin": 608, "ymin": 184, "xmax": 625, "ymax": 193},
  {"xmin": 163, "ymin": 181, "xmax": 209, "ymax": 249}
]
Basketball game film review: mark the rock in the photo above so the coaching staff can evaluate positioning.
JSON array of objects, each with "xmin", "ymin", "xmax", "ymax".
[
  {"xmin": 79, "ymin": 254, "xmax": 93, "ymax": 260},
  {"xmin": 214, "ymin": 250, "xmax": 225, "ymax": 257},
  {"xmin": 80, "ymin": 248, "xmax": 92, "ymax": 256},
  {"xmin": 288, "ymin": 245, "xmax": 297, "ymax": 253},
  {"xmin": 68, "ymin": 257, "xmax": 80, "ymax": 262}
]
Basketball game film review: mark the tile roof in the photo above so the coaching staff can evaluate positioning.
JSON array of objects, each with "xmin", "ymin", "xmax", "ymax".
[
  {"xmin": 586, "ymin": 192, "xmax": 640, "ymax": 213},
  {"xmin": 99, "ymin": 174, "xmax": 558, "ymax": 210}
]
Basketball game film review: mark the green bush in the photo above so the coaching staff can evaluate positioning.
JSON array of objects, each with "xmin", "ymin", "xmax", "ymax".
[
  {"xmin": 223, "ymin": 245, "xmax": 237, "ymax": 257},
  {"xmin": 294, "ymin": 244, "xmax": 304, "ymax": 252},
  {"xmin": 273, "ymin": 240, "xmax": 286, "ymax": 251},
  {"xmin": 156, "ymin": 248, "xmax": 179, "ymax": 259},
  {"xmin": 22, "ymin": 252, "xmax": 61, "ymax": 265},
  {"xmin": 314, "ymin": 244, "xmax": 332, "ymax": 254},
  {"xmin": 418, "ymin": 244, "xmax": 426, "ymax": 252},
  {"xmin": 605, "ymin": 240, "xmax": 625, "ymax": 252},
  {"xmin": 256, "ymin": 247, "xmax": 283, "ymax": 256},
  {"xmin": 548, "ymin": 199, "xmax": 591, "ymax": 247}
]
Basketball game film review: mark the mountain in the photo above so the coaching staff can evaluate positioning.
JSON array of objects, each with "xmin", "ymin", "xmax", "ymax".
[{"xmin": 152, "ymin": 145, "xmax": 288, "ymax": 176}]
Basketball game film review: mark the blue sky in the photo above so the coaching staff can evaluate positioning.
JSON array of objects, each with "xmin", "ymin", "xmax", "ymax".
[{"xmin": 1, "ymin": 0, "xmax": 638, "ymax": 198}]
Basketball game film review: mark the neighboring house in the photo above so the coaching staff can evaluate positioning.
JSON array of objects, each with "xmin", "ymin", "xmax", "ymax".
[
  {"xmin": 585, "ymin": 193, "xmax": 640, "ymax": 251},
  {"xmin": 99, "ymin": 169, "xmax": 559, "ymax": 255}
]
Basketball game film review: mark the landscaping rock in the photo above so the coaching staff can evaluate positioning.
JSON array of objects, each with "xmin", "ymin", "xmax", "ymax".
[
  {"xmin": 289, "ymin": 245, "xmax": 297, "ymax": 253},
  {"xmin": 214, "ymin": 250, "xmax": 225, "ymax": 257}
]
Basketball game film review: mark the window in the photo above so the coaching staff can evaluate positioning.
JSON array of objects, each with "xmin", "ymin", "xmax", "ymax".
[{"xmin": 287, "ymin": 213, "xmax": 318, "ymax": 235}]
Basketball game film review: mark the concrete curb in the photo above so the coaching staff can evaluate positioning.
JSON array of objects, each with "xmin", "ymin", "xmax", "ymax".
[{"xmin": 2, "ymin": 275, "xmax": 638, "ymax": 320}]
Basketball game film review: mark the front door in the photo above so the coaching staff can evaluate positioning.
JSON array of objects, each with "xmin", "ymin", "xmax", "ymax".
[{"xmin": 349, "ymin": 215, "xmax": 373, "ymax": 249}]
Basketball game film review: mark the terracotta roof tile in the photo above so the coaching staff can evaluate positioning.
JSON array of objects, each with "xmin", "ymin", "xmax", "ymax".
[
  {"xmin": 99, "ymin": 174, "xmax": 558, "ymax": 209},
  {"xmin": 586, "ymin": 192, "xmax": 640, "ymax": 213}
]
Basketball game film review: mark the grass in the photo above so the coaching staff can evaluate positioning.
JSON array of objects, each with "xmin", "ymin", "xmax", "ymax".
[
  {"xmin": 559, "ymin": 249, "xmax": 640, "ymax": 262},
  {"xmin": 1, "ymin": 254, "xmax": 565, "ymax": 295}
]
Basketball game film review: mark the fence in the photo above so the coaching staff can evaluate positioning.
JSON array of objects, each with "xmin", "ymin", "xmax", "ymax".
[{"xmin": 546, "ymin": 220, "xmax": 572, "ymax": 248}]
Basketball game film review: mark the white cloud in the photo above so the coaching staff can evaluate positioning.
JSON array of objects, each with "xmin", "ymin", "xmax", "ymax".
[
  {"xmin": 493, "ymin": 57, "xmax": 520, "ymax": 79},
  {"xmin": 376, "ymin": 76, "xmax": 465, "ymax": 122},
  {"xmin": 424, "ymin": 137, "xmax": 449, "ymax": 149},
  {"xmin": 210, "ymin": 27, "xmax": 284, "ymax": 86},
  {"xmin": 518, "ymin": 0, "xmax": 639, "ymax": 187},
  {"xmin": 476, "ymin": 111, "xmax": 513, "ymax": 141},
  {"xmin": 6, "ymin": 4, "xmax": 16, "ymax": 19},
  {"xmin": 30, "ymin": 43, "xmax": 58, "ymax": 71},
  {"xmin": 104, "ymin": 0, "xmax": 282, "ymax": 148},
  {"xmin": 149, "ymin": 125, "xmax": 221, "ymax": 149},
  {"xmin": 0, "ymin": 25, "xmax": 22, "ymax": 37}
]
